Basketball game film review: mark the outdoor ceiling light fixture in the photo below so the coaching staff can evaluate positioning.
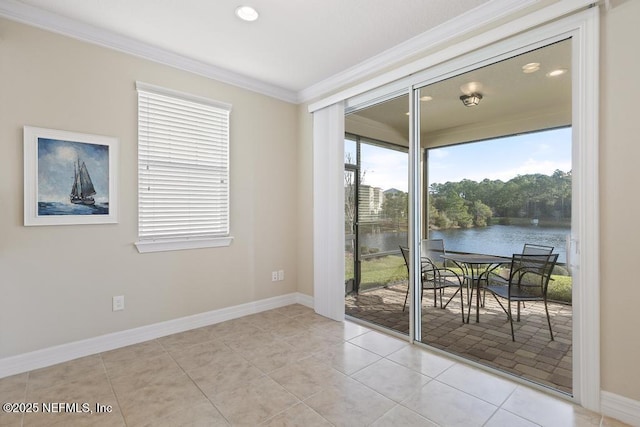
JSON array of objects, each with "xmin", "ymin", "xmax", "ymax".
[
  {"xmin": 235, "ymin": 6, "xmax": 259, "ymax": 22},
  {"xmin": 547, "ymin": 68, "xmax": 568, "ymax": 77},
  {"xmin": 522, "ymin": 62, "xmax": 541, "ymax": 73},
  {"xmin": 460, "ymin": 93, "xmax": 483, "ymax": 107}
]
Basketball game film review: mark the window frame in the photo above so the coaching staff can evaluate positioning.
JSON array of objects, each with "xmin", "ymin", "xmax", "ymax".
[{"xmin": 135, "ymin": 81, "xmax": 233, "ymax": 253}]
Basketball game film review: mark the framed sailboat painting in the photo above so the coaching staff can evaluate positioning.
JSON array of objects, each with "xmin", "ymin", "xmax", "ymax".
[{"xmin": 24, "ymin": 126, "xmax": 118, "ymax": 225}]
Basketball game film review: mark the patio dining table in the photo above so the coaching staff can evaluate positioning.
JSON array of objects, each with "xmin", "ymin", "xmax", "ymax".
[{"xmin": 440, "ymin": 253, "xmax": 510, "ymax": 323}]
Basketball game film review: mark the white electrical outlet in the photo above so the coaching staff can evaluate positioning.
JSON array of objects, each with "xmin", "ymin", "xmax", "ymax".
[
  {"xmin": 271, "ymin": 271, "xmax": 278, "ymax": 281},
  {"xmin": 112, "ymin": 295, "xmax": 125, "ymax": 311},
  {"xmin": 278, "ymin": 270, "xmax": 285, "ymax": 281}
]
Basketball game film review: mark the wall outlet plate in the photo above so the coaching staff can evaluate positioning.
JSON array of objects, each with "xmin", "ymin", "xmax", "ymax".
[{"xmin": 112, "ymin": 295, "xmax": 125, "ymax": 311}]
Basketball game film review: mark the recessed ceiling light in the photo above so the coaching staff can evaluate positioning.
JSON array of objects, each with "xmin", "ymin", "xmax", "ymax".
[
  {"xmin": 420, "ymin": 95, "xmax": 433, "ymax": 102},
  {"xmin": 522, "ymin": 62, "xmax": 540, "ymax": 73},
  {"xmin": 546, "ymin": 68, "xmax": 568, "ymax": 77},
  {"xmin": 235, "ymin": 6, "xmax": 259, "ymax": 22}
]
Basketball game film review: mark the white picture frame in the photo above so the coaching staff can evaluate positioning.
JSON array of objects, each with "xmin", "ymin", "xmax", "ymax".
[{"xmin": 24, "ymin": 126, "xmax": 118, "ymax": 226}]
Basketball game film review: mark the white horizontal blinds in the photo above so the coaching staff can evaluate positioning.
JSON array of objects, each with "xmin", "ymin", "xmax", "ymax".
[{"xmin": 137, "ymin": 84, "xmax": 231, "ymax": 241}]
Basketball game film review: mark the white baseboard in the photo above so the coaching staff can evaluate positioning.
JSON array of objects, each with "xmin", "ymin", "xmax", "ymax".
[
  {"xmin": 601, "ymin": 391, "xmax": 640, "ymax": 426},
  {"xmin": 296, "ymin": 292, "xmax": 314, "ymax": 308},
  {"xmin": 4, "ymin": 292, "xmax": 638, "ymax": 426},
  {"xmin": 0, "ymin": 292, "xmax": 314, "ymax": 379}
]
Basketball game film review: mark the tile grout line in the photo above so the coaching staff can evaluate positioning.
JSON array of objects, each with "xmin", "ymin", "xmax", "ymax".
[
  {"xmin": 163, "ymin": 334, "xmax": 247, "ymax": 427},
  {"xmin": 99, "ymin": 352, "xmax": 128, "ymax": 426}
]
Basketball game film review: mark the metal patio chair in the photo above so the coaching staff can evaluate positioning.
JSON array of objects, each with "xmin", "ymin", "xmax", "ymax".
[
  {"xmin": 484, "ymin": 252, "xmax": 559, "ymax": 341},
  {"xmin": 523, "ymin": 243, "xmax": 555, "ymax": 255},
  {"xmin": 480, "ymin": 243, "xmax": 555, "ymax": 306},
  {"xmin": 400, "ymin": 245, "xmax": 465, "ymax": 322}
]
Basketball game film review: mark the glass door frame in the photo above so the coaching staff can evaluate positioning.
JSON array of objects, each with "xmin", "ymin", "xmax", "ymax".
[
  {"xmin": 344, "ymin": 162, "xmax": 360, "ymax": 294},
  {"xmin": 336, "ymin": 8, "xmax": 599, "ymax": 409}
]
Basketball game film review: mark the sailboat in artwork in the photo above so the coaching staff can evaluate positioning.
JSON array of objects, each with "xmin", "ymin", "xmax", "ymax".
[{"xmin": 70, "ymin": 157, "xmax": 96, "ymax": 205}]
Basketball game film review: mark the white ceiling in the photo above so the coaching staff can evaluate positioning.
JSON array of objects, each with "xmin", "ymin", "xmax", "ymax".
[{"xmin": 2, "ymin": 0, "xmax": 509, "ymax": 101}]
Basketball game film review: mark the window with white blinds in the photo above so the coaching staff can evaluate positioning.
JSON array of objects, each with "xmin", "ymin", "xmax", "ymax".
[{"xmin": 135, "ymin": 82, "xmax": 233, "ymax": 253}]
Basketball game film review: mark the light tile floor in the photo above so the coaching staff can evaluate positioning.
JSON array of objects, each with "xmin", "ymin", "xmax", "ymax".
[
  {"xmin": 346, "ymin": 284, "xmax": 573, "ymax": 393},
  {"xmin": 0, "ymin": 304, "xmax": 628, "ymax": 426}
]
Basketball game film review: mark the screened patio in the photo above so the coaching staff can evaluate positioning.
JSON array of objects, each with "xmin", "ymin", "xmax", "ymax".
[{"xmin": 346, "ymin": 278, "xmax": 572, "ymax": 394}]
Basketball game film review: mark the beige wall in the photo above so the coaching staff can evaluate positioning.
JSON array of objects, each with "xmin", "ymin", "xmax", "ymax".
[
  {"xmin": 0, "ymin": 18, "xmax": 299, "ymax": 358},
  {"xmin": 1, "ymin": 0, "xmax": 638, "ymax": 406},
  {"xmin": 600, "ymin": 0, "xmax": 640, "ymax": 402}
]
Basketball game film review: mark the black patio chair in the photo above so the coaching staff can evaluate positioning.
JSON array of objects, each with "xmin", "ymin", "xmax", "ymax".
[
  {"xmin": 421, "ymin": 239, "xmax": 446, "ymax": 264},
  {"xmin": 400, "ymin": 245, "xmax": 465, "ymax": 322},
  {"xmin": 480, "ymin": 243, "xmax": 555, "ymax": 306},
  {"xmin": 423, "ymin": 238, "xmax": 470, "ymax": 302},
  {"xmin": 523, "ymin": 243, "xmax": 555, "ymax": 255},
  {"xmin": 484, "ymin": 252, "xmax": 559, "ymax": 341}
]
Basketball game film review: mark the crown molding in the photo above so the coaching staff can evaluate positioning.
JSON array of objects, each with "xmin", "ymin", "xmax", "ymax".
[
  {"xmin": 297, "ymin": 0, "xmax": 539, "ymax": 104},
  {"xmin": 0, "ymin": 0, "xmax": 298, "ymax": 103},
  {"xmin": 308, "ymin": 0, "xmax": 594, "ymax": 112},
  {"xmin": 0, "ymin": 0, "xmax": 592, "ymax": 106}
]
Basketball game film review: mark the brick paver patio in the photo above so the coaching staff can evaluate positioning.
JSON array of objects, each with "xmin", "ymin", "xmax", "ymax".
[{"xmin": 345, "ymin": 282, "xmax": 573, "ymax": 394}]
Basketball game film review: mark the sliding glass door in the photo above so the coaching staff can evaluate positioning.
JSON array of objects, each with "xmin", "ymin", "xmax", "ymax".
[
  {"xmin": 344, "ymin": 38, "xmax": 577, "ymax": 395},
  {"xmin": 415, "ymin": 40, "xmax": 574, "ymax": 394}
]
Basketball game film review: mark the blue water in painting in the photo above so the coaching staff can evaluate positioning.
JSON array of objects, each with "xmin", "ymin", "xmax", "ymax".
[{"xmin": 38, "ymin": 202, "xmax": 109, "ymax": 216}]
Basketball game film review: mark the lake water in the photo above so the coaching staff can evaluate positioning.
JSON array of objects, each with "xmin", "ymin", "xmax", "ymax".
[{"xmin": 359, "ymin": 224, "xmax": 570, "ymax": 263}]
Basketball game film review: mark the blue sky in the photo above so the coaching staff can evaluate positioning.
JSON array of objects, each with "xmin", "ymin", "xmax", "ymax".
[{"xmin": 353, "ymin": 127, "xmax": 571, "ymax": 192}]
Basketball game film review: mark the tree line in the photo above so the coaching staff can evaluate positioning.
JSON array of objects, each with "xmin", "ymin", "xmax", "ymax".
[{"xmin": 382, "ymin": 170, "xmax": 571, "ymax": 229}]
